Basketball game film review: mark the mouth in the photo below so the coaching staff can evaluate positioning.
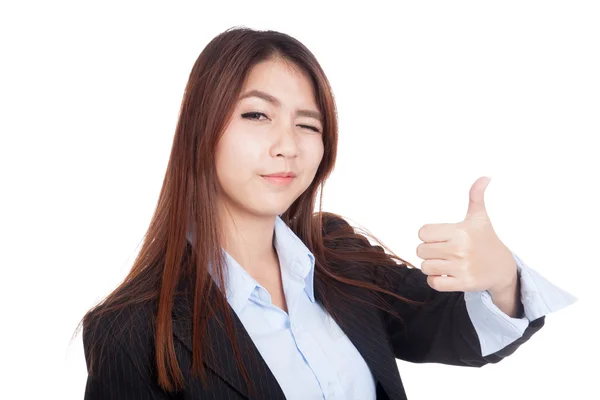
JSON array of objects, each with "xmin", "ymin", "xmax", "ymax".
[{"xmin": 260, "ymin": 175, "xmax": 296, "ymax": 185}]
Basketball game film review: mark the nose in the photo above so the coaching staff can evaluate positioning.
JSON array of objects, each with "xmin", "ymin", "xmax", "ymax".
[{"xmin": 270, "ymin": 121, "xmax": 299, "ymax": 159}]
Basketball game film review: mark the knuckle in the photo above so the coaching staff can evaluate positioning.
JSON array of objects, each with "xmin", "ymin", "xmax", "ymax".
[
  {"xmin": 418, "ymin": 225, "xmax": 429, "ymax": 241},
  {"xmin": 426, "ymin": 275, "xmax": 437, "ymax": 290},
  {"xmin": 421, "ymin": 260, "xmax": 430, "ymax": 274}
]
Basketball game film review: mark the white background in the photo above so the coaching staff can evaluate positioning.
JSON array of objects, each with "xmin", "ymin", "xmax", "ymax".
[{"xmin": 1, "ymin": 1, "xmax": 598, "ymax": 399}]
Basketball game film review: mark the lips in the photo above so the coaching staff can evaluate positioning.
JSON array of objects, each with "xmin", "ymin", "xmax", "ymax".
[
  {"xmin": 261, "ymin": 172, "xmax": 297, "ymax": 178},
  {"xmin": 261, "ymin": 172, "xmax": 296, "ymax": 186}
]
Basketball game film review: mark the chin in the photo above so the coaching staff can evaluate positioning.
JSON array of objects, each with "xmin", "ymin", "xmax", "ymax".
[{"xmin": 251, "ymin": 203, "xmax": 292, "ymax": 218}]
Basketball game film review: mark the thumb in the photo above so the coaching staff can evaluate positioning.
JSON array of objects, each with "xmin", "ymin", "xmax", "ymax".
[{"xmin": 465, "ymin": 176, "xmax": 491, "ymax": 220}]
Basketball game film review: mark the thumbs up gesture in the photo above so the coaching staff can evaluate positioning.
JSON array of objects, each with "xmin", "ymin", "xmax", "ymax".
[{"xmin": 416, "ymin": 177, "xmax": 518, "ymax": 297}]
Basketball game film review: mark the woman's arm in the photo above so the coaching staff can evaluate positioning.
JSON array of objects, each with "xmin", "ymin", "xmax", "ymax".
[
  {"xmin": 374, "ymin": 260, "xmax": 546, "ymax": 367},
  {"xmin": 321, "ymin": 213, "xmax": 545, "ymax": 367},
  {"xmin": 82, "ymin": 313, "xmax": 171, "ymax": 400}
]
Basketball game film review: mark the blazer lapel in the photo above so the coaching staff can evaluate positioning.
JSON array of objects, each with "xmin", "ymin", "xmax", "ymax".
[
  {"xmin": 171, "ymin": 240, "xmax": 406, "ymax": 400},
  {"xmin": 171, "ymin": 286, "xmax": 286, "ymax": 400},
  {"xmin": 326, "ymin": 282, "xmax": 408, "ymax": 400}
]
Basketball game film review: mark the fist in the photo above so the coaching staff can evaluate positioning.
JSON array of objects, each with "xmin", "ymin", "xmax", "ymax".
[{"xmin": 416, "ymin": 177, "xmax": 517, "ymax": 294}]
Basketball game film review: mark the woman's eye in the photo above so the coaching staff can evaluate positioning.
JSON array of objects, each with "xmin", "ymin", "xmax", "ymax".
[
  {"xmin": 298, "ymin": 124, "xmax": 321, "ymax": 133},
  {"xmin": 242, "ymin": 112, "xmax": 320, "ymax": 133},
  {"xmin": 241, "ymin": 112, "xmax": 268, "ymax": 120}
]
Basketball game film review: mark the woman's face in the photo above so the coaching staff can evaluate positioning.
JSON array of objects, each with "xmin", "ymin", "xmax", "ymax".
[{"xmin": 214, "ymin": 58, "xmax": 325, "ymax": 219}]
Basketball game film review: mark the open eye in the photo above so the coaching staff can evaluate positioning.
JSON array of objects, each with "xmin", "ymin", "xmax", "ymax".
[{"xmin": 241, "ymin": 111, "xmax": 268, "ymax": 120}]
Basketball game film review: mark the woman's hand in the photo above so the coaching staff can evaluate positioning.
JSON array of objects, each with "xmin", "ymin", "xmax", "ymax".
[{"xmin": 416, "ymin": 176, "xmax": 518, "ymax": 298}]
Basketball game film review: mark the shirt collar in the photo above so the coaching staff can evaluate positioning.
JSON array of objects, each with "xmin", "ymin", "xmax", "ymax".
[
  {"xmin": 186, "ymin": 215, "xmax": 316, "ymax": 313},
  {"xmin": 273, "ymin": 215, "xmax": 316, "ymax": 302}
]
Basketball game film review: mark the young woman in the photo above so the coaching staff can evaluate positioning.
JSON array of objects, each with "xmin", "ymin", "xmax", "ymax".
[{"xmin": 79, "ymin": 27, "xmax": 575, "ymax": 400}]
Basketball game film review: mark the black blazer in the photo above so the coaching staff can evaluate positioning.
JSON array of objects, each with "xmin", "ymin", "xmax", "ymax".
[{"xmin": 83, "ymin": 225, "xmax": 545, "ymax": 400}]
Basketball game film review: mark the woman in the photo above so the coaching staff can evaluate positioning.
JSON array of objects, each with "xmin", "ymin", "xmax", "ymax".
[{"xmin": 79, "ymin": 27, "xmax": 575, "ymax": 400}]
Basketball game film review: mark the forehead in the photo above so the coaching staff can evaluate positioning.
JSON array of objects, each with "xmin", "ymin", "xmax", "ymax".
[{"xmin": 241, "ymin": 59, "xmax": 317, "ymax": 105}]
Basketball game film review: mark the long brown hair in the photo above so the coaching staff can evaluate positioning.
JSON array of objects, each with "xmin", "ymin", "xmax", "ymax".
[{"xmin": 76, "ymin": 26, "xmax": 422, "ymax": 395}]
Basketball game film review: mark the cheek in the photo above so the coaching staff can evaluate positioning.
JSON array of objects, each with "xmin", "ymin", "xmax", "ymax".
[
  {"xmin": 215, "ymin": 132, "xmax": 260, "ymax": 185},
  {"xmin": 303, "ymin": 139, "xmax": 325, "ymax": 173}
]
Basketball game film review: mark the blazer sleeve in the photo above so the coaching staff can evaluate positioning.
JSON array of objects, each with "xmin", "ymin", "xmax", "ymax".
[
  {"xmin": 321, "ymin": 213, "xmax": 545, "ymax": 368},
  {"xmin": 373, "ymin": 251, "xmax": 546, "ymax": 367},
  {"xmin": 82, "ymin": 314, "xmax": 170, "ymax": 400}
]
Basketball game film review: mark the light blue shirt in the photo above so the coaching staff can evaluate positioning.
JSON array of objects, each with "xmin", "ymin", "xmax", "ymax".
[
  {"xmin": 464, "ymin": 251, "xmax": 577, "ymax": 356},
  {"xmin": 187, "ymin": 216, "xmax": 576, "ymax": 399}
]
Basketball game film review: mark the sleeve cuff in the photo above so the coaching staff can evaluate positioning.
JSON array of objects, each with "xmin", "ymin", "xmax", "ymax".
[
  {"xmin": 513, "ymin": 252, "xmax": 578, "ymax": 321},
  {"xmin": 464, "ymin": 252, "xmax": 578, "ymax": 357}
]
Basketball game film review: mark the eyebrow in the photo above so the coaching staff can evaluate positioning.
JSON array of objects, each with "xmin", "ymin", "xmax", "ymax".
[{"xmin": 239, "ymin": 89, "xmax": 323, "ymax": 122}]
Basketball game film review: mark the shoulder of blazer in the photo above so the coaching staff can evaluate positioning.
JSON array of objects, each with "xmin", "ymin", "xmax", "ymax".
[{"xmin": 83, "ymin": 299, "xmax": 158, "ymax": 382}]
